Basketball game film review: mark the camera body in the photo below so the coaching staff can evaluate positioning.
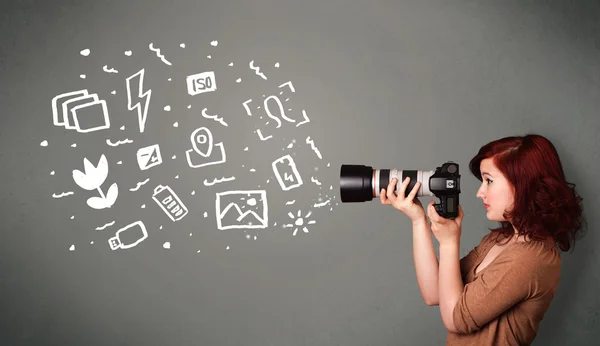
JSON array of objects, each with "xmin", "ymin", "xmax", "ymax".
[{"xmin": 340, "ymin": 161, "xmax": 461, "ymax": 219}]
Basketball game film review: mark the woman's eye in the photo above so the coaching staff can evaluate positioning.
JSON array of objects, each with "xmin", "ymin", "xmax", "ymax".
[{"xmin": 486, "ymin": 179, "xmax": 493, "ymax": 184}]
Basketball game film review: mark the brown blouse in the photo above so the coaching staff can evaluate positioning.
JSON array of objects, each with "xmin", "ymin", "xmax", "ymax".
[{"xmin": 446, "ymin": 232, "xmax": 561, "ymax": 346}]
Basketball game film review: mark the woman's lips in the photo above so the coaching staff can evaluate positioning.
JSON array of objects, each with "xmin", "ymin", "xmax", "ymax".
[{"xmin": 484, "ymin": 204, "xmax": 490, "ymax": 210}]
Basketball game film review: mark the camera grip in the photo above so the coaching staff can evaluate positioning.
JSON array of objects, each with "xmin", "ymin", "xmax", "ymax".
[{"xmin": 434, "ymin": 194, "xmax": 459, "ymax": 219}]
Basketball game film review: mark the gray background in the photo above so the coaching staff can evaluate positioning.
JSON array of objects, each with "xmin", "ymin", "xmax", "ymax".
[{"xmin": 1, "ymin": 0, "xmax": 598, "ymax": 345}]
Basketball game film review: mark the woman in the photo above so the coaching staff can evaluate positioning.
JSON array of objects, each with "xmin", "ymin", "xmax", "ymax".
[{"xmin": 380, "ymin": 133, "xmax": 585, "ymax": 345}]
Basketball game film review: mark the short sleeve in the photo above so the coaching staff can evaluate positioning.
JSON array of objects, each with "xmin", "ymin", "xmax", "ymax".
[{"xmin": 452, "ymin": 249, "xmax": 537, "ymax": 334}]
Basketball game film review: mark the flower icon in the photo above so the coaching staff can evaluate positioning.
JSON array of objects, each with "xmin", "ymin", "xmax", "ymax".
[{"xmin": 72, "ymin": 154, "xmax": 118, "ymax": 209}]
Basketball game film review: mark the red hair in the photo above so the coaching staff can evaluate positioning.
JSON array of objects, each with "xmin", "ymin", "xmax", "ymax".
[{"xmin": 468, "ymin": 133, "xmax": 586, "ymax": 252}]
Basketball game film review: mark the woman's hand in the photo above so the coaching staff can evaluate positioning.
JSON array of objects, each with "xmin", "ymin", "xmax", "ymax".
[
  {"xmin": 380, "ymin": 177, "xmax": 425, "ymax": 222},
  {"xmin": 427, "ymin": 200, "xmax": 464, "ymax": 245}
]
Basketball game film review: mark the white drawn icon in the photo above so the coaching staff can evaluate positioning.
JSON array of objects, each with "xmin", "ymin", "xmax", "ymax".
[
  {"xmin": 108, "ymin": 221, "xmax": 148, "ymax": 250},
  {"xmin": 283, "ymin": 209, "xmax": 316, "ymax": 236},
  {"xmin": 186, "ymin": 71, "xmax": 216, "ymax": 96},
  {"xmin": 185, "ymin": 127, "xmax": 226, "ymax": 168},
  {"xmin": 126, "ymin": 69, "xmax": 152, "ymax": 133},
  {"xmin": 272, "ymin": 154, "xmax": 303, "ymax": 191},
  {"xmin": 52, "ymin": 90, "xmax": 110, "ymax": 133},
  {"xmin": 137, "ymin": 144, "xmax": 162, "ymax": 170},
  {"xmin": 446, "ymin": 180, "xmax": 454, "ymax": 188},
  {"xmin": 249, "ymin": 60, "xmax": 267, "ymax": 80},
  {"xmin": 306, "ymin": 136, "xmax": 323, "ymax": 159},
  {"xmin": 72, "ymin": 154, "xmax": 118, "ymax": 209},
  {"xmin": 152, "ymin": 185, "xmax": 188, "ymax": 222},
  {"xmin": 216, "ymin": 190, "xmax": 268, "ymax": 230},
  {"xmin": 264, "ymin": 95, "xmax": 296, "ymax": 128}
]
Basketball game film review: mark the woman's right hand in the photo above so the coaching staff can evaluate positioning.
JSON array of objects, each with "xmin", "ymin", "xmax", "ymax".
[{"xmin": 380, "ymin": 177, "xmax": 425, "ymax": 222}]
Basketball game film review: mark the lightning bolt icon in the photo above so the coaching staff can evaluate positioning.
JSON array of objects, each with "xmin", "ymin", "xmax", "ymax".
[{"xmin": 126, "ymin": 69, "xmax": 152, "ymax": 133}]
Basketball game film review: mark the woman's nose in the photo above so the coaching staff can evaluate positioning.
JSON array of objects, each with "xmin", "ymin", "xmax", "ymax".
[{"xmin": 476, "ymin": 188, "xmax": 485, "ymax": 199}]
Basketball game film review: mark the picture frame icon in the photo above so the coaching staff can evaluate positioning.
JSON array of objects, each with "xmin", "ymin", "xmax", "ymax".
[{"xmin": 215, "ymin": 190, "xmax": 268, "ymax": 230}]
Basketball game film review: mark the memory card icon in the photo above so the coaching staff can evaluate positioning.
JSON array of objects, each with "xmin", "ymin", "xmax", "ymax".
[
  {"xmin": 272, "ymin": 154, "xmax": 303, "ymax": 191},
  {"xmin": 136, "ymin": 144, "xmax": 162, "ymax": 171}
]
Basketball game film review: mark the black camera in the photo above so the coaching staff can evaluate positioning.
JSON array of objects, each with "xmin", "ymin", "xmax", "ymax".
[{"xmin": 339, "ymin": 161, "xmax": 461, "ymax": 219}]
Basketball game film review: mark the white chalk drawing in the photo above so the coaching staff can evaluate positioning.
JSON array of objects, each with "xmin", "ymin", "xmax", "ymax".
[
  {"xmin": 129, "ymin": 178, "xmax": 150, "ymax": 192},
  {"xmin": 124, "ymin": 50, "xmax": 132, "ymax": 56},
  {"xmin": 136, "ymin": 144, "xmax": 162, "ymax": 170},
  {"xmin": 152, "ymin": 185, "xmax": 188, "ymax": 222},
  {"xmin": 211, "ymin": 40, "xmax": 218, "ymax": 46},
  {"xmin": 283, "ymin": 209, "xmax": 316, "ymax": 236},
  {"xmin": 52, "ymin": 191, "xmax": 74, "ymax": 198},
  {"xmin": 216, "ymin": 190, "xmax": 268, "ymax": 230},
  {"xmin": 204, "ymin": 176, "xmax": 236, "ymax": 186},
  {"xmin": 242, "ymin": 99, "xmax": 253, "ymax": 115},
  {"xmin": 52, "ymin": 90, "xmax": 110, "ymax": 133},
  {"xmin": 149, "ymin": 43, "xmax": 172, "ymax": 65},
  {"xmin": 106, "ymin": 138, "xmax": 133, "ymax": 147},
  {"xmin": 80, "ymin": 49, "xmax": 90, "ymax": 56},
  {"xmin": 306, "ymin": 136, "xmax": 323, "ymax": 159},
  {"xmin": 72, "ymin": 154, "xmax": 118, "ymax": 209},
  {"xmin": 313, "ymin": 199, "xmax": 331, "ymax": 208},
  {"xmin": 201, "ymin": 108, "xmax": 228, "ymax": 127},
  {"xmin": 286, "ymin": 200, "xmax": 296, "ymax": 205},
  {"xmin": 95, "ymin": 221, "xmax": 115, "ymax": 230},
  {"xmin": 103, "ymin": 65, "xmax": 118, "ymax": 73},
  {"xmin": 186, "ymin": 71, "xmax": 216, "ymax": 96},
  {"xmin": 296, "ymin": 110, "xmax": 310, "ymax": 127},
  {"xmin": 40, "ymin": 140, "xmax": 48, "ymax": 147},
  {"xmin": 264, "ymin": 95, "xmax": 296, "ymax": 127},
  {"xmin": 272, "ymin": 154, "xmax": 303, "ymax": 191},
  {"xmin": 311, "ymin": 177, "xmax": 322, "ymax": 186},
  {"xmin": 185, "ymin": 127, "xmax": 226, "ymax": 168},
  {"xmin": 256, "ymin": 129, "xmax": 272, "ymax": 141},
  {"xmin": 109, "ymin": 221, "xmax": 148, "ymax": 250},
  {"xmin": 249, "ymin": 60, "xmax": 267, "ymax": 80},
  {"xmin": 278, "ymin": 81, "xmax": 295, "ymax": 93},
  {"xmin": 126, "ymin": 69, "xmax": 152, "ymax": 133}
]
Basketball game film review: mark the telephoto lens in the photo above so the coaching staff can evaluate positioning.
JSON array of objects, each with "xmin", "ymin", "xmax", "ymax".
[{"xmin": 339, "ymin": 165, "xmax": 435, "ymax": 203}]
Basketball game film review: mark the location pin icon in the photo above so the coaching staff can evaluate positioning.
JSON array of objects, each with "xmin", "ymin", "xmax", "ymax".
[{"xmin": 191, "ymin": 127, "xmax": 213, "ymax": 158}]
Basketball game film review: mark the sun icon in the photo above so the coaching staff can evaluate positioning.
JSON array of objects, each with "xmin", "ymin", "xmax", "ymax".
[{"xmin": 283, "ymin": 209, "xmax": 316, "ymax": 236}]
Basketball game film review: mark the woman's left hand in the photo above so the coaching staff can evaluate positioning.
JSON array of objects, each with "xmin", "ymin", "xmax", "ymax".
[{"xmin": 427, "ymin": 200, "xmax": 465, "ymax": 245}]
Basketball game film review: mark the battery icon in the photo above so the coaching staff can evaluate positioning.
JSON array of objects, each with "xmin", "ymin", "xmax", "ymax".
[
  {"xmin": 272, "ymin": 154, "xmax": 303, "ymax": 191},
  {"xmin": 152, "ymin": 185, "xmax": 188, "ymax": 222}
]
